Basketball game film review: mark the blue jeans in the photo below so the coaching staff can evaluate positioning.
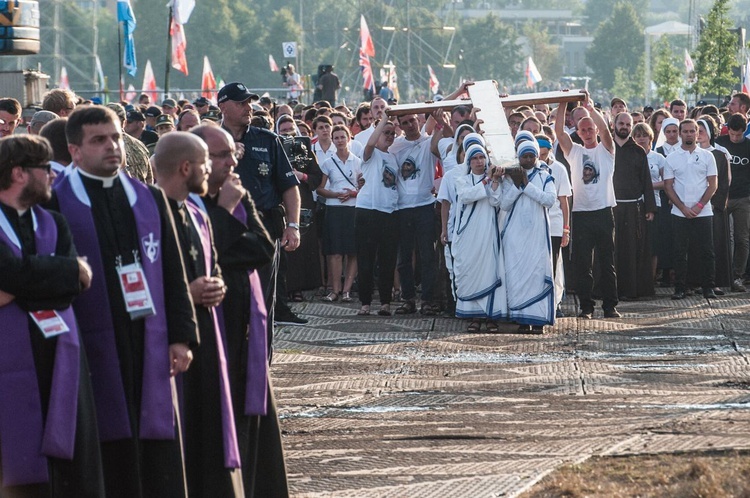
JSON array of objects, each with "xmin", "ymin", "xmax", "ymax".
[{"xmin": 397, "ymin": 204, "xmax": 438, "ymax": 302}]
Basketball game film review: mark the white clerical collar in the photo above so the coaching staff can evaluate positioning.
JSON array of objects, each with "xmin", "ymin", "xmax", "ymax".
[{"xmin": 77, "ymin": 167, "xmax": 119, "ymax": 188}]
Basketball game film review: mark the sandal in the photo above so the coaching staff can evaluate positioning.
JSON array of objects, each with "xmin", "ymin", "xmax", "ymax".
[
  {"xmin": 378, "ymin": 304, "xmax": 391, "ymax": 316},
  {"xmin": 394, "ymin": 300, "xmax": 416, "ymax": 315},
  {"xmin": 420, "ymin": 302, "xmax": 439, "ymax": 316},
  {"xmin": 357, "ymin": 305, "xmax": 370, "ymax": 316},
  {"xmin": 467, "ymin": 320, "xmax": 481, "ymax": 333},
  {"xmin": 322, "ymin": 292, "xmax": 339, "ymax": 302},
  {"xmin": 485, "ymin": 320, "xmax": 499, "ymax": 333},
  {"xmin": 341, "ymin": 292, "xmax": 353, "ymax": 302}
]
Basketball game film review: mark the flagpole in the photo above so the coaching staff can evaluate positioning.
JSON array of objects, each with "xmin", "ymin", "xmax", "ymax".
[
  {"xmin": 118, "ymin": 21, "xmax": 124, "ymax": 101},
  {"xmin": 164, "ymin": 5, "xmax": 173, "ymax": 98}
]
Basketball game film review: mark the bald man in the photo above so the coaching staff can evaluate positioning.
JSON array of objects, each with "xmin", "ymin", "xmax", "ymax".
[{"xmin": 154, "ymin": 132, "xmax": 244, "ymax": 497}]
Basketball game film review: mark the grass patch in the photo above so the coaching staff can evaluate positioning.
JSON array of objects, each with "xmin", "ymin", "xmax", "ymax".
[{"xmin": 521, "ymin": 451, "xmax": 750, "ymax": 498}]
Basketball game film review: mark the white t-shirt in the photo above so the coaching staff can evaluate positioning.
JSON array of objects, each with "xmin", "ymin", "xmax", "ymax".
[
  {"xmin": 546, "ymin": 160, "xmax": 572, "ymax": 236},
  {"xmin": 353, "ymin": 125, "xmax": 374, "ymax": 145},
  {"xmin": 314, "ymin": 140, "xmax": 336, "ymax": 165},
  {"xmin": 348, "ymin": 139, "xmax": 365, "ymax": 159},
  {"xmin": 565, "ymin": 142, "xmax": 616, "ymax": 212},
  {"xmin": 356, "ymin": 148, "xmax": 399, "ymax": 213},
  {"xmin": 437, "ymin": 167, "xmax": 462, "ymax": 241},
  {"xmin": 319, "ymin": 153, "xmax": 362, "ymax": 207},
  {"xmin": 437, "ymin": 137, "xmax": 460, "ymax": 173},
  {"xmin": 663, "ymin": 146, "xmax": 717, "ymax": 218},
  {"xmin": 391, "ymin": 137, "xmax": 437, "ymax": 209},
  {"xmin": 646, "ymin": 150, "xmax": 666, "ymax": 208}
]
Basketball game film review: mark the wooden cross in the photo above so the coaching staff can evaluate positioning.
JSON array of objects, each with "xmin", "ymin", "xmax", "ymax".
[{"xmin": 386, "ymin": 82, "xmax": 586, "ymax": 169}]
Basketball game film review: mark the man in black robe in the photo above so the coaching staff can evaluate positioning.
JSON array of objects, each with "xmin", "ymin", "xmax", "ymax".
[
  {"xmin": 0, "ymin": 134, "xmax": 105, "ymax": 497},
  {"xmin": 153, "ymin": 132, "xmax": 244, "ymax": 497},
  {"xmin": 51, "ymin": 106, "xmax": 197, "ymax": 498},
  {"xmin": 191, "ymin": 124, "xmax": 289, "ymax": 497},
  {"xmin": 612, "ymin": 112, "xmax": 657, "ymax": 299}
]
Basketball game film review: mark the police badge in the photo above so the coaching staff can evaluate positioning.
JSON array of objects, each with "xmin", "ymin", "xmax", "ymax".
[{"xmin": 258, "ymin": 162, "xmax": 270, "ymax": 176}]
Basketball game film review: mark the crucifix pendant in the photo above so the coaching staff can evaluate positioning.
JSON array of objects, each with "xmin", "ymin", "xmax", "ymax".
[{"xmin": 189, "ymin": 244, "xmax": 199, "ymax": 261}]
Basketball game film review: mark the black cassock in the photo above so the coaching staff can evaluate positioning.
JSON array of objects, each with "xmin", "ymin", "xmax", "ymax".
[
  {"xmin": 0, "ymin": 203, "xmax": 105, "ymax": 498},
  {"xmin": 202, "ymin": 193, "xmax": 290, "ymax": 498},
  {"xmin": 168, "ymin": 199, "xmax": 243, "ymax": 497},
  {"xmin": 49, "ymin": 176, "xmax": 197, "ymax": 498}
]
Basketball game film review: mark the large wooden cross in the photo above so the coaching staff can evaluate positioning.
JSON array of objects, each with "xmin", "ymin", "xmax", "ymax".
[{"xmin": 386, "ymin": 82, "xmax": 585, "ymax": 169}]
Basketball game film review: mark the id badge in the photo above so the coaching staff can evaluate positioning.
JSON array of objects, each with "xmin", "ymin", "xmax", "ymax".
[
  {"xmin": 29, "ymin": 310, "xmax": 70, "ymax": 339},
  {"xmin": 117, "ymin": 262, "xmax": 156, "ymax": 319}
]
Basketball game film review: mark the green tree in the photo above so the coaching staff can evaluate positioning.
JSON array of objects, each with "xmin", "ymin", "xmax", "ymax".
[
  {"xmin": 691, "ymin": 0, "xmax": 738, "ymax": 101},
  {"xmin": 585, "ymin": 2, "xmax": 645, "ymax": 93},
  {"xmin": 652, "ymin": 37, "xmax": 684, "ymax": 104},
  {"xmin": 577, "ymin": 0, "xmax": 649, "ymax": 31},
  {"xmin": 457, "ymin": 14, "xmax": 522, "ymax": 88},
  {"xmin": 522, "ymin": 22, "xmax": 562, "ymax": 85}
]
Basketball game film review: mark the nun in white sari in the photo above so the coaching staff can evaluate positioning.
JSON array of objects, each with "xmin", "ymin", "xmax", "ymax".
[
  {"xmin": 452, "ymin": 144, "xmax": 507, "ymax": 332},
  {"xmin": 501, "ymin": 139, "xmax": 557, "ymax": 333}
]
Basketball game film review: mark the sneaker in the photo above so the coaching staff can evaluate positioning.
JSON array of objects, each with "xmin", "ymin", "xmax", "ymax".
[
  {"xmin": 275, "ymin": 311, "xmax": 309, "ymax": 325},
  {"xmin": 603, "ymin": 308, "xmax": 621, "ymax": 318},
  {"xmin": 731, "ymin": 279, "xmax": 747, "ymax": 292},
  {"xmin": 702, "ymin": 289, "xmax": 718, "ymax": 299}
]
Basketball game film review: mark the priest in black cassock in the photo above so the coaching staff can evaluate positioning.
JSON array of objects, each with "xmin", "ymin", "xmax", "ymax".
[
  {"xmin": 153, "ymin": 132, "xmax": 244, "ymax": 497},
  {"xmin": 0, "ymin": 135, "xmax": 105, "ymax": 497},
  {"xmin": 191, "ymin": 125, "xmax": 290, "ymax": 497},
  {"xmin": 51, "ymin": 106, "xmax": 197, "ymax": 498}
]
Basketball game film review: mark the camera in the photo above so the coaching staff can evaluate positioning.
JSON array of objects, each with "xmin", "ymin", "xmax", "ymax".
[{"xmin": 281, "ymin": 135, "xmax": 315, "ymax": 172}]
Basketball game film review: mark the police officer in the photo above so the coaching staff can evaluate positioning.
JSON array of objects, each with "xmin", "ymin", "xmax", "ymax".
[{"xmin": 218, "ymin": 81, "xmax": 306, "ymax": 331}]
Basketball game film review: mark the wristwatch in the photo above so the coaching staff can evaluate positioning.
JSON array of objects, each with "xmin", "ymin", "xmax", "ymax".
[{"xmin": 287, "ymin": 222, "xmax": 300, "ymax": 230}]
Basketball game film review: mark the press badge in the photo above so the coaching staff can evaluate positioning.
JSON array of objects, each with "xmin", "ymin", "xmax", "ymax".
[
  {"xmin": 117, "ymin": 255, "xmax": 156, "ymax": 319},
  {"xmin": 29, "ymin": 310, "xmax": 70, "ymax": 338}
]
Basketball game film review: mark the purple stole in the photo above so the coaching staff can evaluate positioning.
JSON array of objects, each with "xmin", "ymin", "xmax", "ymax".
[
  {"xmin": 54, "ymin": 170, "xmax": 173, "ymax": 441},
  {"xmin": 231, "ymin": 200, "xmax": 269, "ymax": 416},
  {"xmin": 0, "ymin": 206, "xmax": 80, "ymax": 486},
  {"xmin": 185, "ymin": 200, "xmax": 241, "ymax": 468}
]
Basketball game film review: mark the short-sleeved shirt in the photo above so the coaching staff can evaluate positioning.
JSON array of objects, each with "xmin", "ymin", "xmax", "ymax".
[
  {"xmin": 436, "ymin": 167, "xmax": 462, "ymax": 241},
  {"xmin": 356, "ymin": 148, "xmax": 399, "ymax": 213},
  {"xmin": 233, "ymin": 126, "xmax": 299, "ymax": 212},
  {"xmin": 546, "ymin": 160, "xmax": 572, "ymax": 236},
  {"xmin": 565, "ymin": 142, "xmax": 616, "ymax": 212},
  {"xmin": 663, "ymin": 146, "xmax": 717, "ymax": 218},
  {"xmin": 313, "ymin": 141, "xmax": 336, "ymax": 165},
  {"xmin": 715, "ymin": 135, "xmax": 750, "ymax": 199},
  {"xmin": 646, "ymin": 150, "xmax": 666, "ymax": 208},
  {"xmin": 319, "ymin": 153, "xmax": 362, "ymax": 207},
  {"xmin": 391, "ymin": 137, "xmax": 436, "ymax": 209}
]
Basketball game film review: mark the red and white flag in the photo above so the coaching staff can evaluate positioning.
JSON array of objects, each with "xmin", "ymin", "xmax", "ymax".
[
  {"xmin": 170, "ymin": 0, "xmax": 194, "ymax": 25},
  {"xmin": 743, "ymin": 57, "xmax": 750, "ymax": 94},
  {"xmin": 427, "ymin": 64, "xmax": 440, "ymax": 95},
  {"xmin": 59, "ymin": 66, "xmax": 70, "ymax": 90},
  {"xmin": 360, "ymin": 15, "xmax": 375, "ymax": 58},
  {"xmin": 201, "ymin": 56, "xmax": 217, "ymax": 101},
  {"xmin": 359, "ymin": 48, "xmax": 375, "ymax": 93},
  {"xmin": 525, "ymin": 56, "xmax": 542, "ymax": 88},
  {"xmin": 684, "ymin": 49, "xmax": 695, "ymax": 73},
  {"xmin": 269, "ymin": 54, "xmax": 279, "ymax": 73},
  {"xmin": 170, "ymin": 19, "xmax": 188, "ymax": 75},
  {"xmin": 142, "ymin": 60, "xmax": 157, "ymax": 98}
]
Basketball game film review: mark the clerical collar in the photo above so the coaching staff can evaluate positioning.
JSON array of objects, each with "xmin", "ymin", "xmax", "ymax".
[{"xmin": 77, "ymin": 167, "xmax": 119, "ymax": 188}]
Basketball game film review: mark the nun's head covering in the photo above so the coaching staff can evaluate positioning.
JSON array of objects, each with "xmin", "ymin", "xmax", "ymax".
[
  {"xmin": 453, "ymin": 123, "xmax": 476, "ymax": 160},
  {"xmin": 698, "ymin": 118, "xmax": 715, "ymax": 146},
  {"xmin": 275, "ymin": 115, "xmax": 299, "ymax": 136},
  {"xmin": 463, "ymin": 132, "xmax": 485, "ymax": 152},
  {"xmin": 514, "ymin": 130, "xmax": 535, "ymax": 147},
  {"xmin": 465, "ymin": 143, "xmax": 488, "ymax": 172},
  {"xmin": 516, "ymin": 139, "xmax": 540, "ymax": 158},
  {"xmin": 655, "ymin": 117, "xmax": 680, "ymax": 149}
]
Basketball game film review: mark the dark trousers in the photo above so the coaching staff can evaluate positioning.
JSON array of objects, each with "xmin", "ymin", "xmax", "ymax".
[
  {"xmin": 572, "ymin": 207, "xmax": 618, "ymax": 312},
  {"xmin": 672, "ymin": 215, "xmax": 715, "ymax": 291},
  {"xmin": 397, "ymin": 204, "xmax": 438, "ymax": 302},
  {"xmin": 355, "ymin": 208, "xmax": 399, "ymax": 306}
]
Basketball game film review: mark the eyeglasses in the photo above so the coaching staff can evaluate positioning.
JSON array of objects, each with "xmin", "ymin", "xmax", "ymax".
[
  {"xmin": 209, "ymin": 150, "xmax": 240, "ymax": 160},
  {"xmin": 25, "ymin": 163, "xmax": 52, "ymax": 174},
  {"xmin": 382, "ymin": 131, "xmax": 396, "ymax": 136}
]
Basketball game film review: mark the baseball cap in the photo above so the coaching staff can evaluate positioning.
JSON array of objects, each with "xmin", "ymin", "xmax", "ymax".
[
  {"xmin": 144, "ymin": 106, "xmax": 162, "ymax": 118},
  {"xmin": 126, "ymin": 110, "xmax": 145, "ymax": 122},
  {"xmin": 201, "ymin": 109, "xmax": 221, "ymax": 122},
  {"xmin": 217, "ymin": 82, "xmax": 259, "ymax": 104},
  {"xmin": 162, "ymin": 98, "xmax": 177, "ymax": 108},
  {"xmin": 29, "ymin": 110, "xmax": 58, "ymax": 127},
  {"xmin": 610, "ymin": 97, "xmax": 626, "ymax": 108},
  {"xmin": 155, "ymin": 114, "xmax": 174, "ymax": 127},
  {"xmin": 193, "ymin": 96, "xmax": 211, "ymax": 106}
]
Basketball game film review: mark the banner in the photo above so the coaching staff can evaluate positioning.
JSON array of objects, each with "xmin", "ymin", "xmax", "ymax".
[{"xmin": 117, "ymin": 0, "xmax": 137, "ymax": 76}]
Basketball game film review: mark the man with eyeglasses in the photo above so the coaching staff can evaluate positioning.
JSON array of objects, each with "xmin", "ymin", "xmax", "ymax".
[
  {"xmin": 0, "ymin": 134, "xmax": 105, "ymax": 496},
  {"xmin": 51, "ymin": 106, "xmax": 198, "ymax": 496}
]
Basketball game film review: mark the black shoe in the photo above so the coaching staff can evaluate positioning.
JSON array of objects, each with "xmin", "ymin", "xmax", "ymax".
[
  {"xmin": 713, "ymin": 287, "xmax": 725, "ymax": 296},
  {"xmin": 702, "ymin": 289, "xmax": 718, "ymax": 299},
  {"xmin": 671, "ymin": 291, "xmax": 686, "ymax": 300},
  {"xmin": 578, "ymin": 310, "xmax": 593, "ymax": 319},
  {"xmin": 556, "ymin": 308, "xmax": 566, "ymax": 318},
  {"xmin": 275, "ymin": 311, "xmax": 309, "ymax": 325},
  {"xmin": 530, "ymin": 325, "xmax": 545, "ymax": 334},
  {"xmin": 603, "ymin": 308, "xmax": 621, "ymax": 318},
  {"xmin": 517, "ymin": 324, "xmax": 532, "ymax": 333}
]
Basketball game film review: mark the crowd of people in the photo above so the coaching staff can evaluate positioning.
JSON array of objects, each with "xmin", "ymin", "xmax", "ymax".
[{"xmin": 1, "ymin": 79, "xmax": 750, "ymax": 496}]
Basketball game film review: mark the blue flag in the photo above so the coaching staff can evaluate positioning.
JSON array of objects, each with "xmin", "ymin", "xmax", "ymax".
[{"xmin": 117, "ymin": 0, "xmax": 137, "ymax": 77}]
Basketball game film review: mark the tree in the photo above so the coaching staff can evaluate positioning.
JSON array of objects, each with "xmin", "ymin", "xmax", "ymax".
[
  {"xmin": 585, "ymin": 2, "xmax": 645, "ymax": 93},
  {"xmin": 577, "ymin": 0, "xmax": 649, "ymax": 31},
  {"xmin": 691, "ymin": 0, "xmax": 738, "ymax": 102},
  {"xmin": 457, "ymin": 14, "xmax": 522, "ymax": 88},
  {"xmin": 652, "ymin": 37, "xmax": 684, "ymax": 104},
  {"xmin": 522, "ymin": 22, "xmax": 562, "ymax": 85}
]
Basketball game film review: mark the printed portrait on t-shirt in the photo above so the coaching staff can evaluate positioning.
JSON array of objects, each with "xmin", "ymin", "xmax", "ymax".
[
  {"xmin": 382, "ymin": 164, "xmax": 397, "ymax": 189},
  {"xmin": 582, "ymin": 154, "xmax": 600, "ymax": 184},
  {"xmin": 400, "ymin": 157, "xmax": 419, "ymax": 180}
]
